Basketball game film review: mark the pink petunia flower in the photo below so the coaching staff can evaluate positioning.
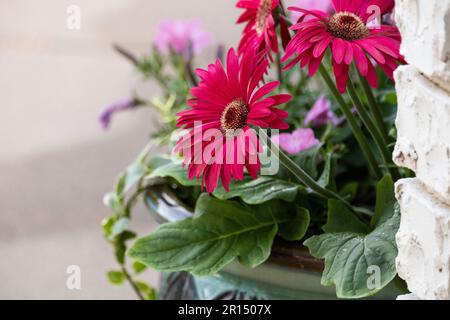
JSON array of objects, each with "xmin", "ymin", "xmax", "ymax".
[
  {"xmin": 175, "ymin": 48, "xmax": 292, "ymax": 192},
  {"xmin": 236, "ymin": 0, "xmax": 280, "ymax": 57},
  {"xmin": 283, "ymin": 0, "xmax": 404, "ymax": 93},
  {"xmin": 272, "ymin": 128, "xmax": 320, "ymax": 155},
  {"xmin": 304, "ymin": 95, "xmax": 339, "ymax": 127},
  {"xmin": 290, "ymin": 0, "xmax": 333, "ymax": 22},
  {"xmin": 153, "ymin": 20, "xmax": 212, "ymax": 58}
]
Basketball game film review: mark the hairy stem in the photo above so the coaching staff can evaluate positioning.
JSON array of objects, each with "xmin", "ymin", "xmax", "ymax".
[
  {"xmin": 276, "ymin": 52, "xmax": 283, "ymax": 84},
  {"xmin": 121, "ymin": 266, "xmax": 145, "ymax": 300},
  {"xmin": 259, "ymin": 130, "xmax": 350, "ymax": 205},
  {"xmin": 318, "ymin": 64, "xmax": 382, "ymax": 179},
  {"xmin": 347, "ymin": 79, "xmax": 399, "ymax": 180},
  {"xmin": 358, "ymin": 74, "xmax": 390, "ymax": 144}
]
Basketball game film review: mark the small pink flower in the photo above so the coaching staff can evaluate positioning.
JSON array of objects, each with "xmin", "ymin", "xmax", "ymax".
[
  {"xmin": 153, "ymin": 20, "xmax": 212, "ymax": 58},
  {"xmin": 272, "ymin": 128, "xmax": 320, "ymax": 155},
  {"xmin": 304, "ymin": 96, "xmax": 339, "ymax": 127},
  {"xmin": 290, "ymin": 0, "xmax": 332, "ymax": 22}
]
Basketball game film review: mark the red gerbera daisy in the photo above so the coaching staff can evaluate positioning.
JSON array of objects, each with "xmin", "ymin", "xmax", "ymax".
[
  {"xmin": 283, "ymin": 0, "xmax": 403, "ymax": 93},
  {"xmin": 175, "ymin": 48, "xmax": 291, "ymax": 193},
  {"xmin": 237, "ymin": 0, "xmax": 280, "ymax": 56}
]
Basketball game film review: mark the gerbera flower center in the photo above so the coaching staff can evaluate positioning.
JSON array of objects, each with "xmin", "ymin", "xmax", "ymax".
[
  {"xmin": 255, "ymin": 0, "xmax": 272, "ymax": 36},
  {"xmin": 221, "ymin": 99, "xmax": 249, "ymax": 134},
  {"xmin": 326, "ymin": 12, "xmax": 369, "ymax": 41}
]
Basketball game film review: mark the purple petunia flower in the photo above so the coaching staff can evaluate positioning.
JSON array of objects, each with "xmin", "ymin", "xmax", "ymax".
[
  {"xmin": 304, "ymin": 96, "xmax": 340, "ymax": 127},
  {"xmin": 153, "ymin": 20, "xmax": 212, "ymax": 58},
  {"xmin": 99, "ymin": 98, "xmax": 139, "ymax": 130},
  {"xmin": 272, "ymin": 128, "xmax": 320, "ymax": 155}
]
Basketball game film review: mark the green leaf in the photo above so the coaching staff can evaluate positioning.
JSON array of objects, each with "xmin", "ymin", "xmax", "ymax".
[
  {"xmin": 135, "ymin": 281, "xmax": 157, "ymax": 300},
  {"xmin": 114, "ymin": 231, "xmax": 137, "ymax": 265},
  {"xmin": 213, "ymin": 177, "xmax": 299, "ymax": 204},
  {"xmin": 322, "ymin": 200, "xmax": 369, "ymax": 234},
  {"xmin": 109, "ymin": 217, "xmax": 130, "ymax": 240},
  {"xmin": 121, "ymin": 162, "xmax": 147, "ymax": 194},
  {"xmin": 318, "ymin": 152, "xmax": 333, "ymax": 188},
  {"xmin": 304, "ymin": 175, "xmax": 400, "ymax": 298},
  {"xmin": 339, "ymin": 182, "xmax": 359, "ymax": 202},
  {"xmin": 277, "ymin": 207, "xmax": 310, "ymax": 241},
  {"xmin": 115, "ymin": 174, "xmax": 127, "ymax": 195},
  {"xmin": 128, "ymin": 195, "xmax": 308, "ymax": 276},
  {"xmin": 372, "ymin": 174, "xmax": 396, "ymax": 228},
  {"xmin": 102, "ymin": 216, "xmax": 115, "ymax": 238},
  {"xmin": 292, "ymin": 144, "xmax": 323, "ymax": 179},
  {"xmin": 383, "ymin": 90, "xmax": 397, "ymax": 105},
  {"xmin": 103, "ymin": 193, "xmax": 124, "ymax": 214},
  {"xmin": 146, "ymin": 156, "xmax": 200, "ymax": 187},
  {"xmin": 132, "ymin": 261, "xmax": 147, "ymax": 274},
  {"xmin": 107, "ymin": 270, "xmax": 125, "ymax": 285}
]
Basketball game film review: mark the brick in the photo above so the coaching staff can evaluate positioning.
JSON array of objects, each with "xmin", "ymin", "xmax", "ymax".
[
  {"xmin": 393, "ymin": 65, "xmax": 450, "ymax": 199},
  {"xmin": 395, "ymin": 178, "xmax": 450, "ymax": 300},
  {"xmin": 395, "ymin": 0, "xmax": 450, "ymax": 91}
]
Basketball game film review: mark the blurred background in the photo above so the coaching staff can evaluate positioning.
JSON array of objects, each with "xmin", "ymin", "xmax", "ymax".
[{"xmin": 0, "ymin": 0, "xmax": 296, "ymax": 299}]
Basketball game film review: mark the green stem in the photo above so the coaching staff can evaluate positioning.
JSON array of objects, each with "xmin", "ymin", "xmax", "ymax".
[
  {"xmin": 185, "ymin": 59, "xmax": 198, "ymax": 87},
  {"xmin": 276, "ymin": 52, "xmax": 283, "ymax": 84},
  {"xmin": 358, "ymin": 74, "xmax": 389, "ymax": 144},
  {"xmin": 259, "ymin": 130, "xmax": 350, "ymax": 205},
  {"xmin": 346, "ymin": 78, "xmax": 398, "ymax": 179},
  {"xmin": 318, "ymin": 64, "xmax": 382, "ymax": 179},
  {"xmin": 121, "ymin": 266, "xmax": 145, "ymax": 300}
]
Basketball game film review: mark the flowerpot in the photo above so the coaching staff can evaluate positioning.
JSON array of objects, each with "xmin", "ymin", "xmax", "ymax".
[{"xmin": 144, "ymin": 185, "xmax": 402, "ymax": 300}]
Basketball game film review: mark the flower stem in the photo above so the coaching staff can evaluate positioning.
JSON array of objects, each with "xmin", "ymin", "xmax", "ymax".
[
  {"xmin": 121, "ymin": 266, "xmax": 145, "ymax": 300},
  {"xmin": 318, "ymin": 64, "xmax": 382, "ymax": 179},
  {"xmin": 185, "ymin": 59, "xmax": 198, "ymax": 87},
  {"xmin": 346, "ymin": 78, "xmax": 398, "ymax": 179},
  {"xmin": 259, "ymin": 130, "xmax": 349, "ymax": 205},
  {"xmin": 358, "ymin": 74, "xmax": 390, "ymax": 143},
  {"xmin": 276, "ymin": 52, "xmax": 283, "ymax": 84},
  {"xmin": 113, "ymin": 44, "xmax": 139, "ymax": 66}
]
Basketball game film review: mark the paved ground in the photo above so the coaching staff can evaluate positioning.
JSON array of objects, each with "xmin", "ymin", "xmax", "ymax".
[{"xmin": 0, "ymin": 0, "xmax": 242, "ymax": 299}]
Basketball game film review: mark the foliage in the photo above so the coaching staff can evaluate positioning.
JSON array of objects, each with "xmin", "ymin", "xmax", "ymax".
[{"xmin": 101, "ymin": 2, "xmax": 405, "ymax": 300}]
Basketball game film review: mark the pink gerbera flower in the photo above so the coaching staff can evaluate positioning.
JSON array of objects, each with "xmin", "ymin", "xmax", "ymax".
[
  {"xmin": 283, "ymin": 0, "xmax": 403, "ymax": 93},
  {"xmin": 175, "ymin": 48, "xmax": 291, "ymax": 192},
  {"xmin": 236, "ymin": 0, "xmax": 280, "ymax": 57}
]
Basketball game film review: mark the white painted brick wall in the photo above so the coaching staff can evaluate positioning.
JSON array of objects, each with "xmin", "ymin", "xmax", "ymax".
[
  {"xmin": 395, "ymin": 179, "xmax": 450, "ymax": 300},
  {"xmin": 395, "ymin": 0, "xmax": 450, "ymax": 92},
  {"xmin": 395, "ymin": 0, "xmax": 450, "ymax": 300},
  {"xmin": 394, "ymin": 66, "xmax": 450, "ymax": 200}
]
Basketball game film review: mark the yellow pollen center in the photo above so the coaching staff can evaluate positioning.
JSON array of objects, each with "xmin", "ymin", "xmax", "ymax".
[
  {"xmin": 326, "ymin": 12, "xmax": 370, "ymax": 41},
  {"xmin": 220, "ymin": 99, "xmax": 248, "ymax": 135},
  {"xmin": 255, "ymin": 0, "xmax": 272, "ymax": 37}
]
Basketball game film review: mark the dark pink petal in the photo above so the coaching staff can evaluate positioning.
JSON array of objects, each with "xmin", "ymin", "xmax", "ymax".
[
  {"xmin": 313, "ymin": 35, "xmax": 332, "ymax": 58},
  {"xmin": 343, "ymin": 41, "xmax": 354, "ymax": 65},
  {"xmin": 352, "ymin": 43, "xmax": 369, "ymax": 76},
  {"xmin": 332, "ymin": 38, "xmax": 346, "ymax": 64},
  {"xmin": 250, "ymin": 81, "xmax": 279, "ymax": 103}
]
